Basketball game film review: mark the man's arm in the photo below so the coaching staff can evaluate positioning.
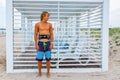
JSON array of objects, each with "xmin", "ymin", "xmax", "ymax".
[
  {"xmin": 49, "ymin": 23, "xmax": 54, "ymax": 43},
  {"xmin": 34, "ymin": 23, "xmax": 39, "ymax": 47}
]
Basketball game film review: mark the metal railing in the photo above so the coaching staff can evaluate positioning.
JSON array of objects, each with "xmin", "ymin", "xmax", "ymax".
[{"xmin": 12, "ymin": 0, "xmax": 104, "ymax": 72}]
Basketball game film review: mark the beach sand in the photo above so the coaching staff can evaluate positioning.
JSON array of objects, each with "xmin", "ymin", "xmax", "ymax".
[{"xmin": 0, "ymin": 34, "xmax": 120, "ymax": 80}]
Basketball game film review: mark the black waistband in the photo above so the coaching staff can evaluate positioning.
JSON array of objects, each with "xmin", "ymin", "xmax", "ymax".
[{"xmin": 38, "ymin": 34, "xmax": 50, "ymax": 40}]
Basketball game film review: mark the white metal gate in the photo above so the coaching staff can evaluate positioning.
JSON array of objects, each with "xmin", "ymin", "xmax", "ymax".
[{"xmin": 6, "ymin": 0, "xmax": 109, "ymax": 73}]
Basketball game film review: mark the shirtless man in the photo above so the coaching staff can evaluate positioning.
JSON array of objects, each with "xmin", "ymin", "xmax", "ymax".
[{"xmin": 34, "ymin": 11, "xmax": 54, "ymax": 78}]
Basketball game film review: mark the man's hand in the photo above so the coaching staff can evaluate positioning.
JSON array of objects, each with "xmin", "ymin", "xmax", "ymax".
[
  {"xmin": 49, "ymin": 44, "xmax": 53, "ymax": 50},
  {"xmin": 35, "ymin": 45, "xmax": 39, "ymax": 50}
]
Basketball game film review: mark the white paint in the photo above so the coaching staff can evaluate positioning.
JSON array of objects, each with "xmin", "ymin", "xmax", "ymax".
[
  {"xmin": 6, "ymin": 0, "xmax": 13, "ymax": 73},
  {"xmin": 21, "ymin": 15, "xmax": 26, "ymax": 52},
  {"xmin": 13, "ymin": 0, "xmax": 103, "ymax": 2},
  {"xmin": 101, "ymin": 0, "xmax": 109, "ymax": 71},
  {"xmin": 6, "ymin": 0, "xmax": 108, "ymax": 73}
]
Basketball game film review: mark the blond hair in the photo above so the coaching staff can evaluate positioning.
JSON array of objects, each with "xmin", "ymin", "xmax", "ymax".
[{"xmin": 40, "ymin": 11, "xmax": 50, "ymax": 21}]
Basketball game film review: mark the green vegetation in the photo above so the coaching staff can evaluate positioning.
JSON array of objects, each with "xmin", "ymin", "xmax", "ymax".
[
  {"xmin": 109, "ymin": 28, "xmax": 120, "ymax": 56},
  {"xmin": 109, "ymin": 28, "xmax": 120, "ymax": 46},
  {"xmin": 109, "ymin": 28, "xmax": 120, "ymax": 36}
]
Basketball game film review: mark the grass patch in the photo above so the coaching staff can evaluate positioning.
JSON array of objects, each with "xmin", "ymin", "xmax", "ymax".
[{"xmin": 109, "ymin": 28, "xmax": 120, "ymax": 36}]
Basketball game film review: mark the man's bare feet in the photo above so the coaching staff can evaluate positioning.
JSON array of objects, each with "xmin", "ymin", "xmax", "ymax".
[
  {"xmin": 46, "ymin": 72, "xmax": 50, "ymax": 78},
  {"xmin": 37, "ymin": 72, "xmax": 42, "ymax": 77}
]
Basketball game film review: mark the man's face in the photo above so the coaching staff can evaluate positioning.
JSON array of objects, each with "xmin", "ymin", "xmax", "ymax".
[{"xmin": 43, "ymin": 13, "xmax": 49, "ymax": 21}]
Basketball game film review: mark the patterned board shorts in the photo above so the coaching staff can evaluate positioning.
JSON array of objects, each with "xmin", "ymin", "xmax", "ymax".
[{"xmin": 36, "ymin": 41, "xmax": 51, "ymax": 61}]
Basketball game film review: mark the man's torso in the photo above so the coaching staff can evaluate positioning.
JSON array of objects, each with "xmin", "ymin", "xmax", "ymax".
[{"xmin": 37, "ymin": 22, "xmax": 50, "ymax": 42}]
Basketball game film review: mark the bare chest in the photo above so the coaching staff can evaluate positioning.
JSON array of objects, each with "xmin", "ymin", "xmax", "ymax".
[{"xmin": 39, "ymin": 24, "xmax": 50, "ymax": 31}]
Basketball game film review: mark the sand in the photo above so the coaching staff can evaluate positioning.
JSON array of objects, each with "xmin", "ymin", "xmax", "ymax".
[{"xmin": 0, "ymin": 34, "xmax": 120, "ymax": 80}]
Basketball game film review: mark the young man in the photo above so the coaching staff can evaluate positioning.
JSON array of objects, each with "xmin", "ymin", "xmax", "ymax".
[{"xmin": 34, "ymin": 11, "xmax": 54, "ymax": 78}]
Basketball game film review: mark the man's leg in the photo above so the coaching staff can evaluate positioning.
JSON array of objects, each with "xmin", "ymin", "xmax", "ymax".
[
  {"xmin": 45, "ymin": 51, "xmax": 51, "ymax": 77},
  {"xmin": 38, "ymin": 61, "xmax": 42, "ymax": 77},
  {"xmin": 36, "ymin": 51, "xmax": 44, "ymax": 77},
  {"xmin": 46, "ymin": 60, "xmax": 50, "ymax": 77}
]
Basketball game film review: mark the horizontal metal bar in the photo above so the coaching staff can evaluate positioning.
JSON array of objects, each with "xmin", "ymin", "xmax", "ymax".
[
  {"xmin": 13, "ymin": 47, "xmax": 101, "ymax": 53},
  {"xmin": 89, "ymin": 19, "xmax": 102, "ymax": 22},
  {"xmin": 14, "ymin": 54, "xmax": 101, "ymax": 57},
  {"xmin": 13, "ymin": 64, "xmax": 56, "ymax": 67},
  {"xmin": 14, "ymin": 55, "xmax": 101, "ymax": 58},
  {"xmin": 13, "ymin": 29, "xmax": 102, "ymax": 32},
  {"xmin": 59, "ymin": 63, "xmax": 101, "ymax": 66},
  {"xmin": 13, "ymin": 6, "xmax": 98, "ymax": 10},
  {"xmin": 90, "ymin": 8, "xmax": 102, "ymax": 14},
  {"xmin": 82, "ymin": 23, "xmax": 102, "ymax": 26},
  {"xmin": 13, "ymin": 43, "xmax": 102, "ymax": 46},
  {"xmin": 13, "ymin": 37, "xmax": 102, "ymax": 39},
  {"xmin": 79, "ymin": 11, "xmax": 102, "ymax": 19},
  {"xmin": 13, "ymin": 2, "xmax": 101, "ymax": 6},
  {"xmin": 13, "ymin": 53, "xmax": 101, "ymax": 56},
  {"xmin": 13, "ymin": 50, "xmax": 102, "ymax": 53},
  {"xmin": 13, "ymin": 3, "xmax": 58, "ymax": 5},
  {"xmin": 13, "ymin": 63, "xmax": 101, "ymax": 67},
  {"xmin": 80, "ymin": 16, "xmax": 102, "ymax": 20},
  {"xmin": 13, "ymin": 50, "xmax": 57, "ymax": 53},
  {"xmin": 13, "ymin": 19, "xmax": 102, "ymax": 23},
  {"xmin": 13, "ymin": 53, "xmax": 101, "ymax": 57},
  {"xmin": 89, "ymin": 21, "xmax": 102, "ymax": 24},
  {"xmin": 13, "ymin": 36, "xmax": 102, "ymax": 39},
  {"xmin": 13, "ymin": 19, "xmax": 58, "ymax": 21},
  {"xmin": 13, "ymin": 26, "xmax": 101, "ymax": 30},
  {"xmin": 89, "ymin": 16, "xmax": 102, "ymax": 20},
  {"xmin": 13, "ymin": 0, "xmax": 103, "ymax": 2},
  {"xmin": 14, "ymin": 7, "xmax": 58, "ymax": 11},
  {"xmin": 13, "ymin": 22, "xmax": 102, "ymax": 25},
  {"xmin": 14, "ymin": 11, "xmax": 84, "ymax": 15},
  {"xmin": 14, "ymin": 44, "xmax": 101, "ymax": 47},
  {"xmin": 14, "ymin": 10, "xmax": 86, "ymax": 18},
  {"xmin": 14, "ymin": 7, "xmax": 90, "ymax": 10},
  {"xmin": 89, "ymin": 13, "xmax": 102, "ymax": 18},
  {"xmin": 13, "ymin": 44, "xmax": 102, "ymax": 46},
  {"xmin": 79, "ymin": 26, "xmax": 101, "ymax": 28},
  {"xmin": 13, "ymin": 60, "xmax": 101, "ymax": 63}
]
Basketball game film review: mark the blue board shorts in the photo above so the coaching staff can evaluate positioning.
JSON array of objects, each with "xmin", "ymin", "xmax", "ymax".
[{"xmin": 36, "ymin": 41, "xmax": 51, "ymax": 61}]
